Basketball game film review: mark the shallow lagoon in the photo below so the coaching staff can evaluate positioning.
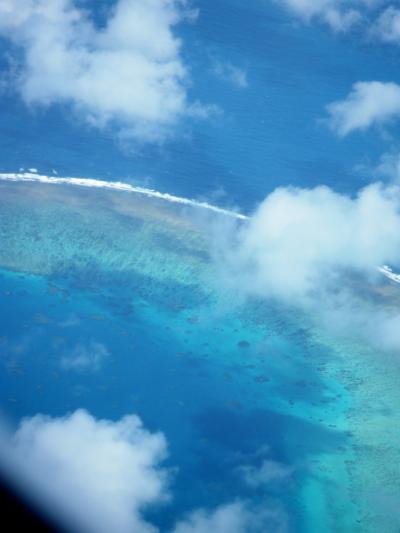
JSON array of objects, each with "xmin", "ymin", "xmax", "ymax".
[{"xmin": 0, "ymin": 181, "xmax": 399, "ymax": 532}]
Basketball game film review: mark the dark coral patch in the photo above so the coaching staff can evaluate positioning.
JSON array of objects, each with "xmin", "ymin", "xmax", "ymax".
[{"xmin": 238, "ymin": 340, "xmax": 250, "ymax": 349}]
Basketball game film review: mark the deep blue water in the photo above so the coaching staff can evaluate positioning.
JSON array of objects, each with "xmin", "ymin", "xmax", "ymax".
[{"xmin": 1, "ymin": 1, "xmax": 400, "ymax": 212}]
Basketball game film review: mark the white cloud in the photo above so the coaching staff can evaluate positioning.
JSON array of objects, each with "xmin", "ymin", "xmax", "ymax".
[
  {"xmin": 173, "ymin": 502, "xmax": 253, "ymax": 533},
  {"xmin": 371, "ymin": 6, "xmax": 400, "ymax": 43},
  {"xmin": 60, "ymin": 341, "xmax": 110, "ymax": 372},
  {"xmin": 215, "ymin": 181, "xmax": 400, "ymax": 351},
  {"xmin": 222, "ymin": 183, "xmax": 400, "ymax": 300},
  {"xmin": 0, "ymin": 0, "xmax": 205, "ymax": 144},
  {"xmin": 239, "ymin": 460, "xmax": 293, "ymax": 488},
  {"xmin": 327, "ymin": 81, "xmax": 400, "ymax": 135},
  {"xmin": 374, "ymin": 150, "xmax": 400, "ymax": 181},
  {"xmin": 172, "ymin": 501, "xmax": 287, "ymax": 533},
  {"xmin": 276, "ymin": 0, "xmax": 363, "ymax": 32},
  {"xmin": 0, "ymin": 409, "xmax": 287, "ymax": 533},
  {"xmin": 212, "ymin": 61, "xmax": 248, "ymax": 89},
  {"xmin": 2, "ymin": 409, "xmax": 169, "ymax": 533},
  {"xmin": 356, "ymin": 149, "xmax": 400, "ymax": 184},
  {"xmin": 276, "ymin": 0, "xmax": 388, "ymax": 33}
]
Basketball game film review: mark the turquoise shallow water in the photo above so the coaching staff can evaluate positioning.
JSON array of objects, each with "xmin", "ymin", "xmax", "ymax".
[{"xmin": 0, "ymin": 181, "xmax": 399, "ymax": 532}]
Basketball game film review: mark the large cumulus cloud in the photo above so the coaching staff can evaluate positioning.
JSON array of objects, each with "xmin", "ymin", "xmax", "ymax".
[
  {"xmin": 222, "ymin": 183, "xmax": 400, "ymax": 300},
  {"xmin": 0, "ymin": 0, "xmax": 207, "ymax": 144},
  {"xmin": 216, "ymin": 182, "xmax": 400, "ymax": 351},
  {"xmin": 2, "ymin": 409, "xmax": 169, "ymax": 533}
]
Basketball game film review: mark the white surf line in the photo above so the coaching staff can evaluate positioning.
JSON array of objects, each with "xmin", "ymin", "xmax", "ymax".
[
  {"xmin": 378, "ymin": 265, "xmax": 400, "ymax": 284},
  {"xmin": 0, "ymin": 172, "xmax": 249, "ymax": 221}
]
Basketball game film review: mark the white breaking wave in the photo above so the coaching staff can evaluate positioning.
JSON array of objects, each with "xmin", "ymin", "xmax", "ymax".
[
  {"xmin": 0, "ymin": 172, "xmax": 248, "ymax": 220},
  {"xmin": 378, "ymin": 265, "xmax": 400, "ymax": 284},
  {"xmin": 2, "ymin": 171, "xmax": 399, "ymax": 286}
]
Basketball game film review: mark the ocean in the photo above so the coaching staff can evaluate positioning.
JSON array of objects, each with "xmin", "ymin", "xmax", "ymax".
[{"xmin": 1, "ymin": 1, "xmax": 400, "ymax": 531}]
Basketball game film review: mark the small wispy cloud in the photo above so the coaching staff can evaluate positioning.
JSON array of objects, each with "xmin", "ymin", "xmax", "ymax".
[
  {"xmin": 275, "ymin": 0, "xmax": 392, "ymax": 35},
  {"xmin": 239, "ymin": 459, "xmax": 293, "ymax": 488},
  {"xmin": 326, "ymin": 81, "xmax": 400, "ymax": 136},
  {"xmin": 374, "ymin": 150, "xmax": 400, "ymax": 182},
  {"xmin": 212, "ymin": 60, "xmax": 248, "ymax": 89},
  {"xmin": 275, "ymin": 0, "xmax": 363, "ymax": 32},
  {"xmin": 60, "ymin": 340, "xmax": 110, "ymax": 372},
  {"xmin": 173, "ymin": 501, "xmax": 288, "ymax": 533},
  {"xmin": 370, "ymin": 6, "xmax": 400, "ymax": 44}
]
